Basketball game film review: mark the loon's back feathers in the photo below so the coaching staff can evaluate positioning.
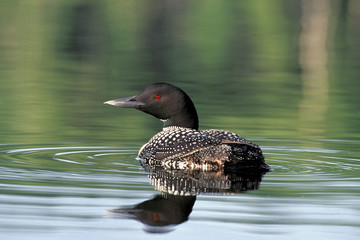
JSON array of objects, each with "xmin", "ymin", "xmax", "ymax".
[
  {"xmin": 201, "ymin": 129, "xmax": 258, "ymax": 147},
  {"xmin": 138, "ymin": 127, "xmax": 260, "ymax": 160},
  {"xmin": 105, "ymin": 82, "xmax": 269, "ymax": 171},
  {"xmin": 137, "ymin": 126, "xmax": 266, "ymax": 170}
]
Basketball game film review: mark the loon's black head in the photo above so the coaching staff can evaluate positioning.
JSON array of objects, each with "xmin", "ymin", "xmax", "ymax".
[{"xmin": 105, "ymin": 83, "xmax": 199, "ymax": 130}]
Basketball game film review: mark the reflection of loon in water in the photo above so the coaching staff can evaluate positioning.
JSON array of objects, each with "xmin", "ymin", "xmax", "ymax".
[
  {"xmin": 105, "ymin": 83, "xmax": 269, "ymax": 233},
  {"xmin": 108, "ymin": 165, "xmax": 267, "ymax": 233},
  {"xmin": 105, "ymin": 82, "xmax": 270, "ymax": 171},
  {"xmin": 109, "ymin": 192, "xmax": 196, "ymax": 234}
]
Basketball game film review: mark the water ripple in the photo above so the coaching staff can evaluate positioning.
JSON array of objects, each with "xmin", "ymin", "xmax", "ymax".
[
  {"xmin": 260, "ymin": 139, "xmax": 360, "ymax": 178},
  {"xmin": 1, "ymin": 145, "xmax": 138, "ymax": 166},
  {"xmin": 0, "ymin": 139, "xmax": 359, "ymax": 195},
  {"xmin": 0, "ymin": 143, "xmax": 146, "ymax": 193}
]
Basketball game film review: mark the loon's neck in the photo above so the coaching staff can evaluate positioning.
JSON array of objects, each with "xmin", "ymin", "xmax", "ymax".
[{"xmin": 162, "ymin": 111, "xmax": 199, "ymax": 130}]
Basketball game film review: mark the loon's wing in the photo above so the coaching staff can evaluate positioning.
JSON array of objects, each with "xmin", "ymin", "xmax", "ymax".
[{"xmin": 139, "ymin": 128, "xmax": 221, "ymax": 161}]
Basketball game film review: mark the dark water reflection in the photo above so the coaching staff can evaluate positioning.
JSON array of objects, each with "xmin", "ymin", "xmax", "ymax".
[
  {"xmin": 109, "ymin": 164, "xmax": 267, "ymax": 233},
  {"xmin": 109, "ymin": 193, "xmax": 196, "ymax": 234}
]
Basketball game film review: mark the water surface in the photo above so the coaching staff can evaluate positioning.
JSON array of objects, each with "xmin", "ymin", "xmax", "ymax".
[{"xmin": 1, "ymin": 138, "xmax": 359, "ymax": 239}]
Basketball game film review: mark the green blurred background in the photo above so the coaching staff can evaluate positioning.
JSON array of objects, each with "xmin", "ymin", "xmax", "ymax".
[{"xmin": 0, "ymin": 0, "xmax": 359, "ymax": 145}]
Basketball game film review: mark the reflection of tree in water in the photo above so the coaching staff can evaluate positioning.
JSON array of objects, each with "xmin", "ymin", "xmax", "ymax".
[{"xmin": 109, "ymin": 163, "xmax": 268, "ymax": 233}]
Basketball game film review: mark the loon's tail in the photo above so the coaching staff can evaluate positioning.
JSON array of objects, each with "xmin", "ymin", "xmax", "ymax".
[{"xmin": 224, "ymin": 143, "xmax": 271, "ymax": 173}]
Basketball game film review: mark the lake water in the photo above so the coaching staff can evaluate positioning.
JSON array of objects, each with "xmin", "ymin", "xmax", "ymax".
[{"xmin": 1, "ymin": 1, "xmax": 360, "ymax": 240}]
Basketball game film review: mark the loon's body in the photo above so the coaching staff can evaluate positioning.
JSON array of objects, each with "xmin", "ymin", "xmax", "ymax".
[{"xmin": 105, "ymin": 83, "xmax": 269, "ymax": 171}]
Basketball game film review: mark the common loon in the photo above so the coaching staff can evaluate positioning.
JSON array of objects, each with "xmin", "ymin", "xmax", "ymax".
[{"xmin": 105, "ymin": 83, "xmax": 269, "ymax": 171}]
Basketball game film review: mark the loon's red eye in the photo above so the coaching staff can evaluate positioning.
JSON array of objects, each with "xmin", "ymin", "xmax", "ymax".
[{"xmin": 154, "ymin": 95, "xmax": 161, "ymax": 100}]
